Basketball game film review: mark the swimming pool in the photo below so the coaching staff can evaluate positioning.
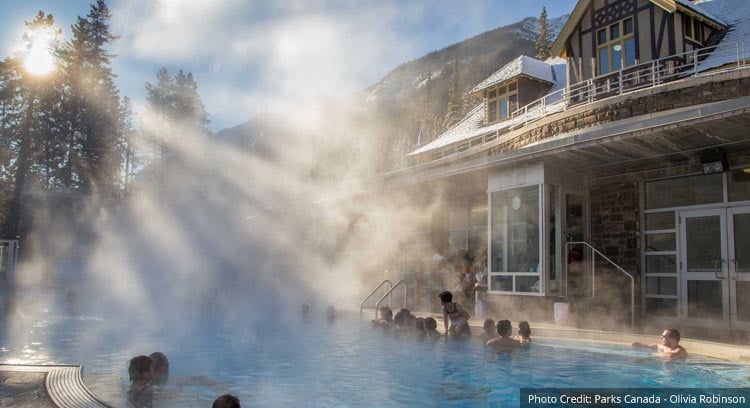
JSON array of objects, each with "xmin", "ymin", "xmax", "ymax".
[{"xmin": 2, "ymin": 300, "xmax": 750, "ymax": 407}]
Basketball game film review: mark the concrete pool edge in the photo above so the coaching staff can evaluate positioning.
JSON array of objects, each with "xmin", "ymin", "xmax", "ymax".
[
  {"xmin": 522, "ymin": 323, "xmax": 750, "ymax": 363},
  {"xmin": 0, "ymin": 364, "xmax": 111, "ymax": 408}
]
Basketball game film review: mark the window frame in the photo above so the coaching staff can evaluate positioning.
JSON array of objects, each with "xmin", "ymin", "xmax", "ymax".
[
  {"xmin": 596, "ymin": 17, "xmax": 636, "ymax": 75},
  {"xmin": 485, "ymin": 80, "xmax": 518, "ymax": 124},
  {"xmin": 684, "ymin": 14, "xmax": 703, "ymax": 44},
  {"xmin": 488, "ymin": 184, "xmax": 544, "ymax": 296}
]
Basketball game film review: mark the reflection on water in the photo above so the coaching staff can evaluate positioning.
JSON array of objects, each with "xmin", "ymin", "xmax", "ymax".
[{"xmin": 3, "ymin": 299, "xmax": 750, "ymax": 407}]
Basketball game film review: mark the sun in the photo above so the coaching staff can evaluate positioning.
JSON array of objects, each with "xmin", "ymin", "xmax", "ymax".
[{"xmin": 22, "ymin": 27, "xmax": 57, "ymax": 76}]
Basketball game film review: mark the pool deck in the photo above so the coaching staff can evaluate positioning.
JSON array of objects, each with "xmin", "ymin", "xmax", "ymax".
[{"xmin": 2, "ymin": 321, "xmax": 750, "ymax": 407}]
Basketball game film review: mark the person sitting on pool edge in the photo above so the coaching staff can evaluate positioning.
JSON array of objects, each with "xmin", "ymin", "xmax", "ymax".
[
  {"xmin": 149, "ymin": 352, "xmax": 169, "ymax": 385},
  {"xmin": 438, "ymin": 290, "xmax": 471, "ymax": 338},
  {"xmin": 632, "ymin": 328, "xmax": 687, "ymax": 360},
  {"xmin": 213, "ymin": 394, "xmax": 241, "ymax": 408},
  {"xmin": 486, "ymin": 320, "xmax": 521, "ymax": 352},
  {"xmin": 127, "ymin": 355, "xmax": 153, "ymax": 408},
  {"xmin": 516, "ymin": 321, "xmax": 532, "ymax": 344}
]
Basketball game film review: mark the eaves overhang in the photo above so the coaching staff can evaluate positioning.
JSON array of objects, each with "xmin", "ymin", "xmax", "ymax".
[{"xmin": 373, "ymin": 96, "xmax": 750, "ymax": 190}]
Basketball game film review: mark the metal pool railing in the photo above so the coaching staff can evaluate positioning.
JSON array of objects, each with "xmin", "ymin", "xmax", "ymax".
[{"xmin": 566, "ymin": 241, "xmax": 635, "ymax": 327}]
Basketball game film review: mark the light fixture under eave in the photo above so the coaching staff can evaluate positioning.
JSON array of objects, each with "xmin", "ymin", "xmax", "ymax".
[
  {"xmin": 743, "ymin": 168, "xmax": 750, "ymax": 174},
  {"xmin": 701, "ymin": 152, "xmax": 729, "ymax": 174}
]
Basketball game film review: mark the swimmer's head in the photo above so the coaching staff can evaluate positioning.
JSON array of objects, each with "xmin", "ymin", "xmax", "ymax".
[
  {"xmin": 496, "ymin": 320, "xmax": 512, "ymax": 337},
  {"xmin": 438, "ymin": 291, "xmax": 453, "ymax": 304},
  {"xmin": 424, "ymin": 317, "xmax": 437, "ymax": 330},
  {"xmin": 128, "ymin": 355, "xmax": 152, "ymax": 382}
]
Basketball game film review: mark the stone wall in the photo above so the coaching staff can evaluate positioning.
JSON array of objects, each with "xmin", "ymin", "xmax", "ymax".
[
  {"xmin": 589, "ymin": 182, "xmax": 640, "ymax": 272},
  {"xmin": 588, "ymin": 181, "xmax": 641, "ymax": 325},
  {"xmin": 489, "ymin": 72, "xmax": 750, "ymax": 155}
]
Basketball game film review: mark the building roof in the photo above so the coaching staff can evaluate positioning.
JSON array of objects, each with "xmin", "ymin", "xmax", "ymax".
[
  {"xmin": 410, "ymin": 57, "xmax": 566, "ymax": 157},
  {"xmin": 410, "ymin": 0, "xmax": 746, "ymax": 160},
  {"xmin": 694, "ymin": 0, "xmax": 750, "ymax": 71},
  {"xmin": 470, "ymin": 55, "xmax": 556, "ymax": 95},
  {"xmin": 550, "ymin": 0, "xmax": 728, "ymax": 58}
]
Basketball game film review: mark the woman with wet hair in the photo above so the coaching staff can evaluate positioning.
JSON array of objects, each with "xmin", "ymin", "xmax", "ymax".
[
  {"xmin": 127, "ymin": 355, "xmax": 153, "ymax": 408},
  {"xmin": 516, "ymin": 321, "xmax": 532, "ymax": 344},
  {"xmin": 149, "ymin": 352, "xmax": 169, "ymax": 385},
  {"xmin": 480, "ymin": 318, "xmax": 497, "ymax": 342}
]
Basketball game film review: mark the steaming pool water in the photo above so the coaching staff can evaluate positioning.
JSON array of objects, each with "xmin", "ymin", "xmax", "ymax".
[{"xmin": 2, "ymin": 300, "xmax": 750, "ymax": 408}]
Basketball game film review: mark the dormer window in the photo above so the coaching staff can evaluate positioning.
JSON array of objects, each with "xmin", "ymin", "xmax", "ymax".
[
  {"xmin": 486, "ymin": 81, "xmax": 518, "ymax": 124},
  {"xmin": 684, "ymin": 15, "xmax": 703, "ymax": 44},
  {"xmin": 597, "ymin": 17, "xmax": 636, "ymax": 75}
]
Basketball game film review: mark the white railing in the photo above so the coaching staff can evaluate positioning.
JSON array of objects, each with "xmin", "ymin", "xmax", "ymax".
[{"xmin": 419, "ymin": 39, "xmax": 749, "ymax": 163}]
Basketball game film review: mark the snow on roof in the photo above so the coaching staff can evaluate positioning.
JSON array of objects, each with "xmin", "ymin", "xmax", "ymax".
[
  {"xmin": 470, "ymin": 55, "xmax": 556, "ymax": 95},
  {"xmin": 694, "ymin": 0, "xmax": 750, "ymax": 71},
  {"xmin": 410, "ymin": 57, "xmax": 566, "ymax": 157},
  {"xmin": 677, "ymin": 0, "xmax": 728, "ymax": 28},
  {"xmin": 409, "ymin": 0, "xmax": 747, "ymax": 159},
  {"xmin": 409, "ymin": 104, "xmax": 487, "ymax": 156}
]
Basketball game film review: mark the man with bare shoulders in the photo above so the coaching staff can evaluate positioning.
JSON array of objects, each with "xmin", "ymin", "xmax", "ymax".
[{"xmin": 632, "ymin": 328, "xmax": 687, "ymax": 360}]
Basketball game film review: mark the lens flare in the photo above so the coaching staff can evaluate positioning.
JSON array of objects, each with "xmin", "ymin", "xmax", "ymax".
[{"xmin": 22, "ymin": 28, "xmax": 57, "ymax": 76}]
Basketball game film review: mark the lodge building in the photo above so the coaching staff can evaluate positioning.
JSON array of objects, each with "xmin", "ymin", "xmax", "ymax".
[{"xmin": 376, "ymin": 0, "xmax": 750, "ymax": 333}]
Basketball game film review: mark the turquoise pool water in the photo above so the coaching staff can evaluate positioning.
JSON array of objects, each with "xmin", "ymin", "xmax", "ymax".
[{"xmin": 2, "ymin": 302, "xmax": 750, "ymax": 407}]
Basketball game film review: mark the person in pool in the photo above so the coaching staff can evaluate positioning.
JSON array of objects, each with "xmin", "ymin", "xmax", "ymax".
[
  {"xmin": 479, "ymin": 318, "xmax": 497, "ymax": 342},
  {"xmin": 213, "ymin": 394, "xmax": 241, "ymax": 408},
  {"xmin": 424, "ymin": 317, "xmax": 441, "ymax": 338},
  {"xmin": 486, "ymin": 320, "xmax": 521, "ymax": 352},
  {"xmin": 371, "ymin": 306, "xmax": 394, "ymax": 329},
  {"xmin": 438, "ymin": 291, "xmax": 471, "ymax": 338},
  {"xmin": 149, "ymin": 352, "xmax": 169, "ymax": 385},
  {"xmin": 632, "ymin": 328, "xmax": 687, "ymax": 360},
  {"xmin": 516, "ymin": 321, "xmax": 532, "ymax": 344},
  {"xmin": 127, "ymin": 355, "xmax": 153, "ymax": 408}
]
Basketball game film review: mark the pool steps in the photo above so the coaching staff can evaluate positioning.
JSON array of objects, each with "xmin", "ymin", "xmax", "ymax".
[{"xmin": 0, "ymin": 364, "xmax": 111, "ymax": 408}]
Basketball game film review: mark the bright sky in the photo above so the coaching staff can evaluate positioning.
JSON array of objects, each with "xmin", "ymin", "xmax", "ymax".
[{"xmin": 0, "ymin": 0, "xmax": 576, "ymax": 131}]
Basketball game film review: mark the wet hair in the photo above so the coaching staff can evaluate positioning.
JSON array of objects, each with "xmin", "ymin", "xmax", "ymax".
[
  {"xmin": 394, "ymin": 308, "xmax": 411, "ymax": 327},
  {"xmin": 496, "ymin": 320, "xmax": 512, "ymax": 337},
  {"xmin": 149, "ymin": 352, "xmax": 169, "ymax": 384},
  {"xmin": 517, "ymin": 321, "xmax": 531, "ymax": 337},
  {"xmin": 379, "ymin": 306, "xmax": 393, "ymax": 321},
  {"xmin": 424, "ymin": 317, "xmax": 437, "ymax": 330},
  {"xmin": 213, "ymin": 394, "xmax": 241, "ymax": 408},
  {"xmin": 438, "ymin": 291, "xmax": 453, "ymax": 303},
  {"xmin": 483, "ymin": 319, "xmax": 495, "ymax": 332},
  {"xmin": 415, "ymin": 317, "xmax": 425, "ymax": 331},
  {"xmin": 128, "ymin": 355, "xmax": 152, "ymax": 382},
  {"xmin": 665, "ymin": 328, "xmax": 681, "ymax": 342},
  {"xmin": 456, "ymin": 322, "xmax": 472, "ymax": 337}
]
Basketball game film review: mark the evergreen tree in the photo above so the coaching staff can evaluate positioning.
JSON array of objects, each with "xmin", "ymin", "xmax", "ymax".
[
  {"xmin": 2, "ymin": 11, "xmax": 62, "ymax": 238},
  {"xmin": 535, "ymin": 7, "xmax": 551, "ymax": 60},
  {"xmin": 60, "ymin": 0, "xmax": 123, "ymax": 194},
  {"xmin": 145, "ymin": 67, "xmax": 210, "ymax": 161}
]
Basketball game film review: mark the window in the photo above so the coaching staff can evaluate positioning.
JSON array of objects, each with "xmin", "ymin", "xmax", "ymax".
[
  {"xmin": 643, "ymin": 210, "xmax": 678, "ymax": 317},
  {"xmin": 684, "ymin": 14, "xmax": 703, "ymax": 44},
  {"xmin": 597, "ymin": 17, "xmax": 636, "ymax": 75},
  {"xmin": 490, "ymin": 185, "xmax": 541, "ymax": 293},
  {"xmin": 485, "ymin": 81, "xmax": 518, "ymax": 123},
  {"xmin": 645, "ymin": 174, "xmax": 723, "ymax": 209}
]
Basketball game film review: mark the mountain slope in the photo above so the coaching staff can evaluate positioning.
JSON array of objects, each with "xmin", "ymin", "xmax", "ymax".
[{"xmin": 216, "ymin": 14, "xmax": 568, "ymax": 171}]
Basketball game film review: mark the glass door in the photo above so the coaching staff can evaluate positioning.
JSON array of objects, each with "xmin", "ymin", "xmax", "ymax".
[
  {"xmin": 728, "ymin": 206, "xmax": 750, "ymax": 330},
  {"xmin": 679, "ymin": 209, "xmax": 730, "ymax": 328}
]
